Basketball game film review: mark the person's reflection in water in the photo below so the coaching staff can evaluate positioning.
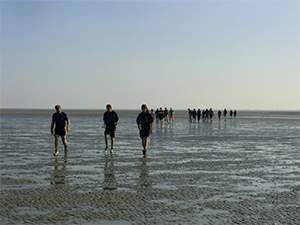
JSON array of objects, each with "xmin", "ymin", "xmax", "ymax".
[
  {"xmin": 137, "ymin": 157, "xmax": 152, "ymax": 195},
  {"xmin": 103, "ymin": 155, "xmax": 117, "ymax": 191},
  {"xmin": 51, "ymin": 155, "xmax": 68, "ymax": 185}
]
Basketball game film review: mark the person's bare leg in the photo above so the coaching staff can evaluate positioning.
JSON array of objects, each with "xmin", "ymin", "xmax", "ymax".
[
  {"xmin": 55, "ymin": 135, "xmax": 59, "ymax": 150},
  {"xmin": 61, "ymin": 135, "xmax": 67, "ymax": 146},
  {"xmin": 111, "ymin": 137, "xmax": 114, "ymax": 149},
  {"xmin": 143, "ymin": 137, "xmax": 149, "ymax": 150},
  {"xmin": 61, "ymin": 135, "xmax": 68, "ymax": 153},
  {"xmin": 105, "ymin": 134, "xmax": 109, "ymax": 148},
  {"xmin": 54, "ymin": 135, "xmax": 59, "ymax": 155}
]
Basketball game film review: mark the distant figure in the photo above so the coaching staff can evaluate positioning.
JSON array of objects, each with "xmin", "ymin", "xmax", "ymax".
[
  {"xmin": 136, "ymin": 104, "xmax": 154, "ymax": 156},
  {"xmin": 103, "ymin": 104, "xmax": 119, "ymax": 155},
  {"xmin": 155, "ymin": 108, "xmax": 159, "ymax": 123},
  {"xmin": 158, "ymin": 107, "xmax": 165, "ymax": 126},
  {"xmin": 169, "ymin": 107, "xmax": 174, "ymax": 123},
  {"xmin": 51, "ymin": 105, "xmax": 70, "ymax": 156},
  {"xmin": 197, "ymin": 109, "xmax": 201, "ymax": 122},
  {"xmin": 188, "ymin": 108, "xmax": 192, "ymax": 122},
  {"xmin": 223, "ymin": 108, "xmax": 228, "ymax": 121},
  {"xmin": 192, "ymin": 109, "xmax": 197, "ymax": 122},
  {"xmin": 150, "ymin": 109, "xmax": 155, "ymax": 119},
  {"xmin": 230, "ymin": 110, "xmax": 233, "ymax": 118},
  {"xmin": 218, "ymin": 110, "xmax": 222, "ymax": 121},
  {"xmin": 209, "ymin": 108, "xmax": 214, "ymax": 122},
  {"xmin": 202, "ymin": 109, "xmax": 205, "ymax": 122},
  {"xmin": 234, "ymin": 110, "xmax": 237, "ymax": 118},
  {"xmin": 205, "ymin": 109, "xmax": 209, "ymax": 122},
  {"xmin": 164, "ymin": 107, "xmax": 169, "ymax": 124}
]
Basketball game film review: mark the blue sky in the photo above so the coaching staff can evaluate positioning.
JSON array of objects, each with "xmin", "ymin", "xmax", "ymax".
[{"xmin": 1, "ymin": 1, "xmax": 299, "ymax": 110}]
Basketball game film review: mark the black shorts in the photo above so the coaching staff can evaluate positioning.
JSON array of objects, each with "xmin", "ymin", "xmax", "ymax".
[
  {"xmin": 140, "ymin": 129, "xmax": 150, "ymax": 138},
  {"xmin": 105, "ymin": 126, "xmax": 116, "ymax": 138},
  {"xmin": 55, "ymin": 127, "xmax": 66, "ymax": 136}
]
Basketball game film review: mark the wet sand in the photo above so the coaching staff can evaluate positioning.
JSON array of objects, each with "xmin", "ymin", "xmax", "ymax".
[{"xmin": 1, "ymin": 111, "xmax": 300, "ymax": 224}]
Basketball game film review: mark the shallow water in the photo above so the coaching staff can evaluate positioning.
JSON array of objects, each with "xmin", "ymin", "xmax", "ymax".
[{"xmin": 1, "ymin": 111, "xmax": 300, "ymax": 224}]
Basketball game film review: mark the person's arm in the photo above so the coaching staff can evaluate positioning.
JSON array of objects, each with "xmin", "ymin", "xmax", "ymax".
[
  {"xmin": 150, "ymin": 122, "xmax": 153, "ymax": 134},
  {"xmin": 136, "ymin": 115, "xmax": 142, "ymax": 130},
  {"xmin": 66, "ymin": 119, "xmax": 70, "ymax": 132},
  {"xmin": 51, "ymin": 121, "xmax": 54, "ymax": 135},
  {"xmin": 115, "ymin": 112, "xmax": 119, "ymax": 126}
]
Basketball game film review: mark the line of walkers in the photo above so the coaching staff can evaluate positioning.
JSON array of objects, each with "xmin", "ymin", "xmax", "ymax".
[
  {"xmin": 188, "ymin": 108, "xmax": 237, "ymax": 123},
  {"xmin": 51, "ymin": 105, "xmax": 237, "ymax": 158},
  {"xmin": 51, "ymin": 104, "xmax": 154, "ymax": 157},
  {"xmin": 150, "ymin": 107, "xmax": 175, "ymax": 126}
]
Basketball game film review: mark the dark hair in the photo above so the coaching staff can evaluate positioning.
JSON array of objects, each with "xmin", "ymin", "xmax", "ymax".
[
  {"xmin": 106, "ymin": 104, "xmax": 112, "ymax": 109},
  {"xmin": 141, "ymin": 104, "xmax": 147, "ymax": 110}
]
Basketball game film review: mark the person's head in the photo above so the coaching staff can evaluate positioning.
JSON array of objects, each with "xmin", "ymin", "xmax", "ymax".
[
  {"xmin": 106, "ymin": 104, "xmax": 112, "ymax": 112},
  {"xmin": 55, "ymin": 105, "xmax": 61, "ymax": 113},
  {"xmin": 141, "ymin": 104, "xmax": 148, "ymax": 112}
]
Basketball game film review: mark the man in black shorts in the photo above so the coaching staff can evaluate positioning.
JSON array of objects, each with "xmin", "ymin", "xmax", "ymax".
[
  {"xmin": 136, "ymin": 104, "xmax": 154, "ymax": 156},
  {"xmin": 103, "ymin": 104, "xmax": 119, "ymax": 154},
  {"xmin": 51, "ymin": 105, "xmax": 70, "ymax": 156}
]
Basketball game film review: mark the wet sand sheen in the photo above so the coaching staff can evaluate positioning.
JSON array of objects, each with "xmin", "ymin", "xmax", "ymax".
[{"xmin": 1, "ymin": 111, "xmax": 299, "ymax": 224}]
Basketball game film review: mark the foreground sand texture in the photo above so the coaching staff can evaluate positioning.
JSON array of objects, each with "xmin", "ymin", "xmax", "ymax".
[
  {"xmin": 2, "ymin": 150, "xmax": 300, "ymax": 224},
  {"xmin": 1, "ymin": 111, "xmax": 299, "ymax": 224}
]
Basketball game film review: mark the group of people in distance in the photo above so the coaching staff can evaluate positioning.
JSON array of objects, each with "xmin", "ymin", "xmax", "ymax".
[
  {"xmin": 151, "ymin": 107, "xmax": 175, "ymax": 126},
  {"xmin": 188, "ymin": 108, "xmax": 237, "ymax": 123},
  {"xmin": 51, "ymin": 104, "xmax": 154, "ymax": 157},
  {"xmin": 51, "ymin": 105, "xmax": 238, "ymax": 157}
]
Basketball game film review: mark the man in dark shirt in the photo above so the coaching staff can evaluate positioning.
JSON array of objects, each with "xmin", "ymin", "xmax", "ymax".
[
  {"xmin": 51, "ymin": 105, "xmax": 70, "ymax": 156},
  {"xmin": 103, "ymin": 104, "xmax": 119, "ymax": 154},
  {"xmin": 136, "ymin": 104, "xmax": 153, "ymax": 156}
]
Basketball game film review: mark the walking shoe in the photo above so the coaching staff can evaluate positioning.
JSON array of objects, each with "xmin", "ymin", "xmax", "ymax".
[
  {"xmin": 104, "ymin": 146, "xmax": 109, "ymax": 155},
  {"xmin": 110, "ymin": 149, "xmax": 114, "ymax": 155},
  {"xmin": 54, "ymin": 150, "xmax": 59, "ymax": 156},
  {"xmin": 64, "ymin": 145, "xmax": 68, "ymax": 154},
  {"xmin": 142, "ymin": 149, "xmax": 147, "ymax": 156}
]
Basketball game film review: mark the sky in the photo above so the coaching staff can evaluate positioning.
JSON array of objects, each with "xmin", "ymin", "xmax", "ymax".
[{"xmin": 1, "ymin": 0, "xmax": 299, "ymax": 110}]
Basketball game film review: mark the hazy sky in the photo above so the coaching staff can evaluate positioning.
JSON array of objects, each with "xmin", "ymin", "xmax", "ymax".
[{"xmin": 1, "ymin": 1, "xmax": 299, "ymax": 110}]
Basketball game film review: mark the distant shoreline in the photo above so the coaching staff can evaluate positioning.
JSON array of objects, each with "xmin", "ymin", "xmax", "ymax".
[{"xmin": 1, "ymin": 108, "xmax": 299, "ymax": 118}]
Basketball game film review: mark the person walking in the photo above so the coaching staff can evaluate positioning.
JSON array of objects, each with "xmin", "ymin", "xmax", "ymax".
[
  {"xmin": 188, "ymin": 108, "xmax": 192, "ymax": 123},
  {"xmin": 158, "ymin": 107, "xmax": 165, "ymax": 126},
  {"xmin": 51, "ymin": 105, "xmax": 70, "ymax": 156},
  {"xmin": 192, "ymin": 108, "xmax": 197, "ymax": 122},
  {"xmin": 103, "ymin": 104, "xmax": 119, "ymax": 154},
  {"xmin": 169, "ymin": 107, "xmax": 174, "ymax": 123},
  {"xmin": 136, "ymin": 104, "xmax": 154, "ymax": 156},
  {"xmin": 223, "ymin": 108, "xmax": 228, "ymax": 121},
  {"xmin": 218, "ymin": 110, "xmax": 222, "ymax": 121},
  {"xmin": 208, "ymin": 108, "xmax": 214, "ymax": 122},
  {"xmin": 164, "ymin": 107, "xmax": 169, "ymax": 124},
  {"xmin": 197, "ymin": 109, "xmax": 201, "ymax": 122}
]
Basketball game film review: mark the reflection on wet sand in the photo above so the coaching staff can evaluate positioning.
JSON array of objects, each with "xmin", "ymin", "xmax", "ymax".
[
  {"xmin": 51, "ymin": 155, "xmax": 68, "ymax": 185},
  {"xmin": 103, "ymin": 156, "xmax": 117, "ymax": 191},
  {"xmin": 137, "ymin": 157, "xmax": 152, "ymax": 195}
]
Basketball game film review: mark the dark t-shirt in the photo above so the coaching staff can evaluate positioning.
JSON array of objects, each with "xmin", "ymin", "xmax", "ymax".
[
  {"xmin": 52, "ymin": 112, "xmax": 68, "ymax": 129},
  {"xmin": 103, "ymin": 111, "xmax": 119, "ymax": 127},
  {"xmin": 136, "ymin": 112, "xmax": 153, "ymax": 130}
]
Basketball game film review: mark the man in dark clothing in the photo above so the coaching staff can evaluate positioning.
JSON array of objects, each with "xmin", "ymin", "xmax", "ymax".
[
  {"xmin": 192, "ymin": 109, "xmax": 197, "ymax": 122},
  {"xmin": 136, "ymin": 104, "xmax": 154, "ymax": 156},
  {"xmin": 51, "ymin": 105, "xmax": 70, "ymax": 156},
  {"xmin": 103, "ymin": 104, "xmax": 119, "ymax": 154},
  {"xmin": 218, "ymin": 110, "xmax": 222, "ymax": 121},
  {"xmin": 223, "ymin": 108, "xmax": 228, "ymax": 121},
  {"xmin": 197, "ymin": 109, "xmax": 201, "ymax": 122}
]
